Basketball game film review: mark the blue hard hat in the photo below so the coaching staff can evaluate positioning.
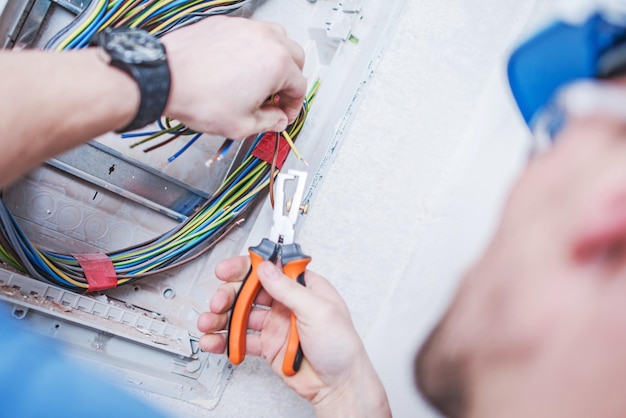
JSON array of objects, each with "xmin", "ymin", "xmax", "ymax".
[{"xmin": 508, "ymin": 12, "xmax": 626, "ymax": 126}]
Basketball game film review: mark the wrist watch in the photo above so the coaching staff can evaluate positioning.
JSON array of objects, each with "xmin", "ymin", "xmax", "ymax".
[{"xmin": 93, "ymin": 27, "xmax": 171, "ymax": 133}]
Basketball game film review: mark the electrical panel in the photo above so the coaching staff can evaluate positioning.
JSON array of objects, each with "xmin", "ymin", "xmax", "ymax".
[{"xmin": 0, "ymin": 0, "xmax": 404, "ymax": 412}]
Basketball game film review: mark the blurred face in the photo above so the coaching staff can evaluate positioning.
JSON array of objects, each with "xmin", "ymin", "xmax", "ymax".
[{"xmin": 415, "ymin": 81, "xmax": 626, "ymax": 418}]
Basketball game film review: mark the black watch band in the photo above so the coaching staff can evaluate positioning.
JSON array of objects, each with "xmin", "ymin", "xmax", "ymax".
[
  {"xmin": 93, "ymin": 27, "xmax": 171, "ymax": 133},
  {"xmin": 112, "ymin": 60, "xmax": 171, "ymax": 132}
]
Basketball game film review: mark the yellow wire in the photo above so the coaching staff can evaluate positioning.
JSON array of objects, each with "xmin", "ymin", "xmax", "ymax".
[
  {"xmin": 147, "ymin": 0, "xmax": 233, "ymax": 34},
  {"xmin": 129, "ymin": 0, "xmax": 177, "ymax": 28},
  {"xmin": 56, "ymin": 0, "xmax": 108, "ymax": 51},
  {"xmin": 35, "ymin": 249, "xmax": 89, "ymax": 288},
  {"xmin": 281, "ymin": 130, "xmax": 308, "ymax": 166},
  {"xmin": 111, "ymin": 161, "xmax": 267, "ymax": 261},
  {"xmin": 100, "ymin": 0, "xmax": 140, "ymax": 29}
]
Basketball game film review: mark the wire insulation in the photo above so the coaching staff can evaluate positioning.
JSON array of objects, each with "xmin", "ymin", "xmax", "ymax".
[{"xmin": 0, "ymin": 82, "xmax": 320, "ymax": 291}]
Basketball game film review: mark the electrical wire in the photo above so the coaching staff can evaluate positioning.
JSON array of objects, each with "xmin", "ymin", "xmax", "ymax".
[
  {"xmin": 48, "ymin": 0, "xmax": 262, "ymax": 163},
  {"xmin": 7, "ymin": 0, "xmax": 322, "ymax": 292},
  {"xmin": 0, "ymin": 82, "xmax": 320, "ymax": 291},
  {"xmin": 45, "ymin": 0, "xmax": 254, "ymax": 50}
]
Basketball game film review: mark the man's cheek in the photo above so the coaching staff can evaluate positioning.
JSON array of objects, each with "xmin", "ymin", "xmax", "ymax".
[{"xmin": 472, "ymin": 271, "xmax": 577, "ymax": 364}]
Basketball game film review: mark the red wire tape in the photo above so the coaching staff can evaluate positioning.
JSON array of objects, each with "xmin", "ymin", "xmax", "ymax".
[
  {"xmin": 252, "ymin": 132, "xmax": 291, "ymax": 169},
  {"xmin": 73, "ymin": 253, "xmax": 118, "ymax": 292}
]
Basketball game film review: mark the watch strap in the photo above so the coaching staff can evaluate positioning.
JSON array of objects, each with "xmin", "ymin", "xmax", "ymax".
[{"xmin": 113, "ymin": 60, "xmax": 171, "ymax": 133}]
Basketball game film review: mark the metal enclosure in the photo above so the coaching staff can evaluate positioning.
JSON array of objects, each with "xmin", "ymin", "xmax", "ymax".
[{"xmin": 0, "ymin": 0, "xmax": 405, "ymax": 411}]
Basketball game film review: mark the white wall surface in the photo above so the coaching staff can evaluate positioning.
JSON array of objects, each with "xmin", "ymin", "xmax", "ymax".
[{"xmin": 299, "ymin": 1, "xmax": 536, "ymax": 416}]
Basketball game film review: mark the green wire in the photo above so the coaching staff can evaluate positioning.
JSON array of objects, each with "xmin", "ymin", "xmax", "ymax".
[
  {"xmin": 0, "ymin": 245, "xmax": 25, "ymax": 271},
  {"xmin": 56, "ymin": 0, "xmax": 108, "ymax": 50}
]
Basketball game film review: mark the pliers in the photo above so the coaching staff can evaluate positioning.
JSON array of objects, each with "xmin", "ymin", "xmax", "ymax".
[{"xmin": 227, "ymin": 169, "xmax": 311, "ymax": 376}]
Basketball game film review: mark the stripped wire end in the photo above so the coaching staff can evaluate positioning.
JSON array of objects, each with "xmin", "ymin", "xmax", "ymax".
[
  {"xmin": 206, "ymin": 139, "xmax": 234, "ymax": 167},
  {"xmin": 205, "ymin": 157, "xmax": 219, "ymax": 168},
  {"xmin": 281, "ymin": 130, "xmax": 309, "ymax": 166}
]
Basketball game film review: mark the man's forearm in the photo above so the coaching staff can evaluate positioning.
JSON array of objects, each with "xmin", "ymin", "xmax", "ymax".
[{"xmin": 0, "ymin": 49, "xmax": 139, "ymax": 188}]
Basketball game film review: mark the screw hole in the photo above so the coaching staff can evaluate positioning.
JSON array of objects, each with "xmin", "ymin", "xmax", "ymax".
[
  {"xmin": 162, "ymin": 288, "xmax": 175, "ymax": 300},
  {"xmin": 12, "ymin": 308, "xmax": 26, "ymax": 319}
]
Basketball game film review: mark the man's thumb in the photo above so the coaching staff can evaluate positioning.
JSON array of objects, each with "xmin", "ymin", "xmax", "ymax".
[
  {"xmin": 255, "ymin": 106, "xmax": 288, "ymax": 133},
  {"xmin": 257, "ymin": 261, "xmax": 311, "ymax": 315}
]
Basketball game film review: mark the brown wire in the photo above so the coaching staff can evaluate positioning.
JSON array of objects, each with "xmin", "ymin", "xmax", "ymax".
[
  {"xmin": 142, "ymin": 131, "xmax": 185, "ymax": 153},
  {"xmin": 268, "ymin": 131, "xmax": 280, "ymax": 209},
  {"xmin": 113, "ymin": 0, "xmax": 150, "ymax": 27}
]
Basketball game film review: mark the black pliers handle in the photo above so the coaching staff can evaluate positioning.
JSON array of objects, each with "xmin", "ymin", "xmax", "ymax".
[{"xmin": 279, "ymin": 242, "xmax": 311, "ymax": 375}]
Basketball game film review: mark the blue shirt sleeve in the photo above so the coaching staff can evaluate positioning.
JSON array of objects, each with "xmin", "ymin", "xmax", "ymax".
[{"xmin": 0, "ymin": 305, "xmax": 168, "ymax": 418}]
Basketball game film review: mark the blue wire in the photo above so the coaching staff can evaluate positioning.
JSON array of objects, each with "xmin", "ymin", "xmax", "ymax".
[
  {"xmin": 157, "ymin": 118, "xmax": 172, "ymax": 131},
  {"xmin": 112, "ymin": 168, "xmax": 263, "ymax": 271},
  {"xmin": 74, "ymin": 0, "xmax": 131, "ymax": 49},
  {"xmin": 121, "ymin": 131, "xmax": 161, "ymax": 139},
  {"xmin": 126, "ymin": 214, "xmax": 243, "ymax": 275},
  {"xmin": 133, "ymin": 0, "xmax": 199, "ymax": 28},
  {"xmin": 244, "ymin": 133, "xmax": 265, "ymax": 159},
  {"xmin": 227, "ymin": 159, "xmax": 261, "ymax": 190},
  {"xmin": 220, "ymin": 139, "xmax": 234, "ymax": 157},
  {"xmin": 112, "ymin": 203, "xmax": 230, "ymax": 265},
  {"xmin": 168, "ymin": 132, "xmax": 202, "ymax": 163},
  {"xmin": 9, "ymin": 216, "xmax": 73, "ymax": 285},
  {"xmin": 65, "ymin": 1, "xmax": 110, "ymax": 49}
]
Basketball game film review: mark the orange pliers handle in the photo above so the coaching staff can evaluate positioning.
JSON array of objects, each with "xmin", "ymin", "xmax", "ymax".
[
  {"xmin": 226, "ymin": 240, "xmax": 311, "ymax": 376},
  {"xmin": 227, "ymin": 239, "xmax": 278, "ymax": 366}
]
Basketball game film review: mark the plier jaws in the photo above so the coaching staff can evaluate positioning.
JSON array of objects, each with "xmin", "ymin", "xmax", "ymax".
[
  {"xmin": 269, "ymin": 169, "xmax": 307, "ymax": 245},
  {"xmin": 227, "ymin": 170, "xmax": 311, "ymax": 376}
]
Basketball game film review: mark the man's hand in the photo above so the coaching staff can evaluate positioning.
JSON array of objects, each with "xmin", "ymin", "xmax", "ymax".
[
  {"xmin": 197, "ymin": 257, "xmax": 391, "ymax": 417},
  {"xmin": 162, "ymin": 16, "xmax": 307, "ymax": 139}
]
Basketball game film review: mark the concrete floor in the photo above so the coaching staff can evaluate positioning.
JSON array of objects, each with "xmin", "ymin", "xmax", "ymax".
[{"xmin": 141, "ymin": 0, "xmax": 585, "ymax": 416}]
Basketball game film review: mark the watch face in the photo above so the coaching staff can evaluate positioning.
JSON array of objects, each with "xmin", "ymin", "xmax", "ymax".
[{"xmin": 103, "ymin": 28, "xmax": 166, "ymax": 65}]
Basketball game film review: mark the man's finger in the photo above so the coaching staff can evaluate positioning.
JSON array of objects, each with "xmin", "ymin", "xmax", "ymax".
[
  {"xmin": 209, "ymin": 283, "xmax": 238, "ymax": 314},
  {"xmin": 197, "ymin": 311, "xmax": 228, "ymax": 333},
  {"xmin": 281, "ymin": 37, "xmax": 306, "ymax": 70},
  {"xmin": 256, "ymin": 261, "xmax": 322, "ymax": 321},
  {"xmin": 276, "ymin": 64, "xmax": 308, "ymax": 124},
  {"xmin": 247, "ymin": 307, "xmax": 270, "ymax": 331},
  {"xmin": 215, "ymin": 256, "xmax": 250, "ymax": 282},
  {"xmin": 253, "ymin": 105, "xmax": 289, "ymax": 133},
  {"xmin": 199, "ymin": 333, "xmax": 226, "ymax": 354},
  {"xmin": 265, "ymin": 21, "xmax": 288, "ymax": 36}
]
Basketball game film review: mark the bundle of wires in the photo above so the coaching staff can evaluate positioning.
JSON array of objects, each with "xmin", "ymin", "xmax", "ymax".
[
  {"xmin": 122, "ymin": 117, "xmax": 207, "ymax": 162},
  {"xmin": 0, "ymin": 0, "xmax": 321, "ymax": 292},
  {"xmin": 0, "ymin": 82, "xmax": 320, "ymax": 292},
  {"xmin": 45, "ymin": 0, "xmax": 253, "ymax": 50},
  {"xmin": 45, "ymin": 0, "xmax": 257, "ymax": 163}
]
